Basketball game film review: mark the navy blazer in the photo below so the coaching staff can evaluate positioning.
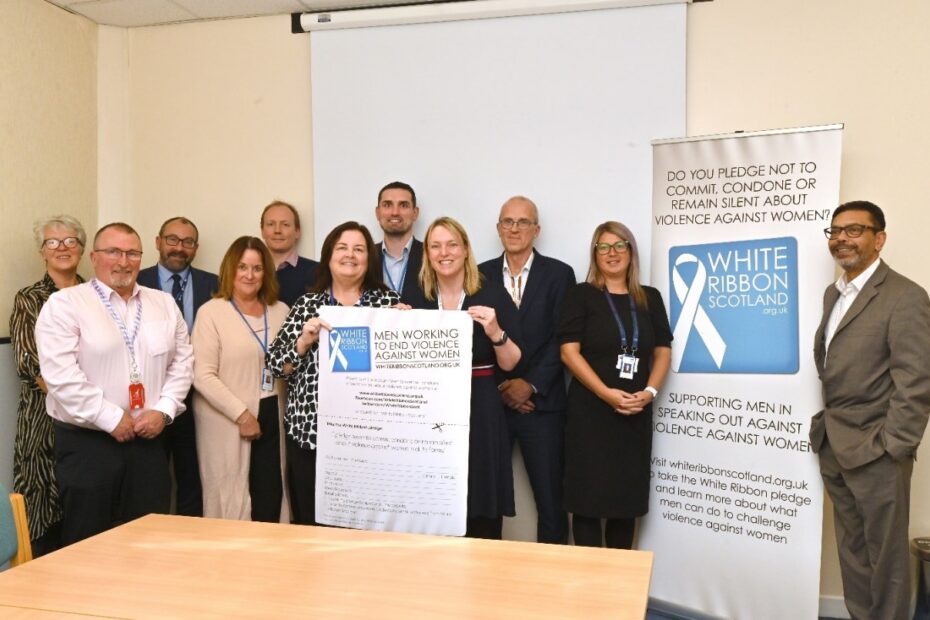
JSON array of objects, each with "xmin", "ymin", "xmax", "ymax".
[
  {"xmin": 138, "ymin": 265, "xmax": 219, "ymax": 320},
  {"xmin": 377, "ymin": 238, "xmax": 429, "ymax": 308},
  {"xmin": 479, "ymin": 250, "xmax": 576, "ymax": 413}
]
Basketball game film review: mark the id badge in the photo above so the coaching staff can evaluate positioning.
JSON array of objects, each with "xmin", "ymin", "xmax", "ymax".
[
  {"xmin": 261, "ymin": 367, "xmax": 274, "ymax": 392},
  {"xmin": 616, "ymin": 354, "xmax": 636, "ymax": 380},
  {"xmin": 129, "ymin": 382, "xmax": 146, "ymax": 410}
]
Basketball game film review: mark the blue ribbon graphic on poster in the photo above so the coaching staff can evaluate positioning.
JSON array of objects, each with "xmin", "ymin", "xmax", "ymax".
[
  {"xmin": 328, "ymin": 326, "xmax": 372, "ymax": 373},
  {"xmin": 669, "ymin": 237, "xmax": 798, "ymax": 374}
]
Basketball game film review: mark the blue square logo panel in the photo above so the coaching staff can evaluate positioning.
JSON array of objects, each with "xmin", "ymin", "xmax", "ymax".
[
  {"xmin": 329, "ymin": 326, "xmax": 372, "ymax": 373},
  {"xmin": 669, "ymin": 237, "xmax": 799, "ymax": 374}
]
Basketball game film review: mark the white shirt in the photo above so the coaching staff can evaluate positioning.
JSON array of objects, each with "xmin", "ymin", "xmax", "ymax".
[
  {"xmin": 502, "ymin": 251, "xmax": 535, "ymax": 307},
  {"xmin": 36, "ymin": 279, "xmax": 194, "ymax": 433},
  {"xmin": 824, "ymin": 258, "xmax": 882, "ymax": 353}
]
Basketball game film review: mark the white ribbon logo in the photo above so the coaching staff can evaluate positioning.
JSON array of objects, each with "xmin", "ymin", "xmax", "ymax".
[
  {"xmin": 671, "ymin": 253, "xmax": 727, "ymax": 371},
  {"xmin": 329, "ymin": 330, "xmax": 349, "ymax": 371}
]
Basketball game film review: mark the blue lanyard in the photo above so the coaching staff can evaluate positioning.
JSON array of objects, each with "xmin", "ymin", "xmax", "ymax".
[
  {"xmin": 91, "ymin": 279, "xmax": 144, "ymax": 377},
  {"xmin": 230, "ymin": 300, "xmax": 268, "ymax": 353},
  {"xmin": 603, "ymin": 290, "xmax": 639, "ymax": 354},
  {"xmin": 382, "ymin": 247, "xmax": 409, "ymax": 294}
]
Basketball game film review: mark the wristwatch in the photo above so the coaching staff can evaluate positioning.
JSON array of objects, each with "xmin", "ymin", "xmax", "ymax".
[
  {"xmin": 162, "ymin": 412, "xmax": 173, "ymax": 426},
  {"xmin": 492, "ymin": 331, "xmax": 509, "ymax": 347}
]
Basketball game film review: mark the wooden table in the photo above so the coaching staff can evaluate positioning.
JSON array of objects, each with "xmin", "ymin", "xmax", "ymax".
[{"xmin": 0, "ymin": 514, "xmax": 652, "ymax": 618}]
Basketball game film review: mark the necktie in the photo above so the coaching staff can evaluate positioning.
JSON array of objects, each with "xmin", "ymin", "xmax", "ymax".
[{"xmin": 171, "ymin": 274, "xmax": 184, "ymax": 313}]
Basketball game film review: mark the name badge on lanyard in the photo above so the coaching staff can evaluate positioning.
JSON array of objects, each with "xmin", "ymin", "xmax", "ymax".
[
  {"xmin": 604, "ymin": 290, "xmax": 640, "ymax": 380},
  {"xmin": 231, "ymin": 300, "xmax": 273, "ymax": 391},
  {"xmin": 92, "ymin": 280, "xmax": 146, "ymax": 410}
]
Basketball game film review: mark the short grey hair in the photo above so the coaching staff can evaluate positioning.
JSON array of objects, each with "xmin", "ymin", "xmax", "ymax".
[{"xmin": 33, "ymin": 215, "xmax": 88, "ymax": 250}]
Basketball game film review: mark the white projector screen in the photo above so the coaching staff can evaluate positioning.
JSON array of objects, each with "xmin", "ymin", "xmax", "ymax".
[{"xmin": 309, "ymin": 2, "xmax": 686, "ymax": 281}]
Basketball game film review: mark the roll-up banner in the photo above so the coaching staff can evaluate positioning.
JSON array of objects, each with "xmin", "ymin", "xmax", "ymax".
[{"xmin": 640, "ymin": 125, "xmax": 842, "ymax": 619}]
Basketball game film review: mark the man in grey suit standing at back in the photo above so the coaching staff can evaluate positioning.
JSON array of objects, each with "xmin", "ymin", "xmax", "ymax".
[{"xmin": 812, "ymin": 200, "xmax": 930, "ymax": 620}]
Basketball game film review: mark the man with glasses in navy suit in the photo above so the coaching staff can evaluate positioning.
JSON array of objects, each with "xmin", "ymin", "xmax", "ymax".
[
  {"xmin": 138, "ymin": 216, "xmax": 217, "ymax": 517},
  {"xmin": 479, "ymin": 196, "xmax": 575, "ymax": 543}
]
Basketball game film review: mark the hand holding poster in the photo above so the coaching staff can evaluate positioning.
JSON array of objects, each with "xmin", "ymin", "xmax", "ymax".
[{"xmin": 316, "ymin": 306, "xmax": 473, "ymax": 536}]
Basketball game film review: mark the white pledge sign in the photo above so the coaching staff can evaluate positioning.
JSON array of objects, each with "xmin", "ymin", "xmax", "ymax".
[
  {"xmin": 641, "ymin": 125, "xmax": 841, "ymax": 620},
  {"xmin": 316, "ymin": 306, "xmax": 473, "ymax": 536}
]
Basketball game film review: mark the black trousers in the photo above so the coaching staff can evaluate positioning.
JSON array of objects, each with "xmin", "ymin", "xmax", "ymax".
[
  {"xmin": 163, "ymin": 392, "xmax": 203, "ymax": 517},
  {"xmin": 571, "ymin": 514, "xmax": 636, "ymax": 549},
  {"xmin": 506, "ymin": 408, "xmax": 567, "ymax": 543},
  {"xmin": 54, "ymin": 422, "xmax": 170, "ymax": 546},
  {"xmin": 286, "ymin": 436, "xmax": 318, "ymax": 525},
  {"xmin": 249, "ymin": 396, "xmax": 283, "ymax": 523}
]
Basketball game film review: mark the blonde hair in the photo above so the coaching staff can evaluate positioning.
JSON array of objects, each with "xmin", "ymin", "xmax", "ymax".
[
  {"xmin": 419, "ymin": 217, "xmax": 483, "ymax": 301},
  {"xmin": 586, "ymin": 220, "xmax": 649, "ymax": 309}
]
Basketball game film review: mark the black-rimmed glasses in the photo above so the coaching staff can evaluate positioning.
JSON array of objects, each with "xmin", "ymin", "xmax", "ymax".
[{"xmin": 823, "ymin": 224, "xmax": 880, "ymax": 240}]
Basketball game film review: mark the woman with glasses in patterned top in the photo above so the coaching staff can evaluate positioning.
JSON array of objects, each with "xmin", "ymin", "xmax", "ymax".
[{"xmin": 9, "ymin": 215, "xmax": 87, "ymax": 556}]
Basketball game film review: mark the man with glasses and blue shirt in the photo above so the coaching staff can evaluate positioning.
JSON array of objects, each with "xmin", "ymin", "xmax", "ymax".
[
  {"xmin": 374, "ymin": 181, "xmax": 428, "ymax": 307},
  {"xmin": 36, "ymin": 222, "xmax": 193, "ymax": 545},
  {"xmin": 138, "ymin": 217, "xmax": 218, "ymax": 517},
  {"xmin": 812, "ymin": 201, "xmax": 930, "ymax": 620},
  {"xmin": 479, "ymin": 196, "xmax": 575, "ymax": 544}
]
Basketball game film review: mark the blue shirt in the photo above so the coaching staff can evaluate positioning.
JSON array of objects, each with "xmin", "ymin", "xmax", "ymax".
[{"xmin": 382, "ymin": 237, "xmax": 414, "ymax": 294}]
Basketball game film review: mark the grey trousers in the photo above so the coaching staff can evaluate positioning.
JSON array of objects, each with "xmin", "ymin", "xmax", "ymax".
[{"xmin": 819, "ymin": 440, "xmax": 913, "ymax": 620}]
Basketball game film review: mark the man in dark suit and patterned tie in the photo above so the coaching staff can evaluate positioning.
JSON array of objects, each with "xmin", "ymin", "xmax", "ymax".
[
  {"xmin": 479, "ymin": 196, "xmax": 575, "ymax": 543},
  {"xmin": 138, "ymin": 216, "xmax": 218, "ymax": 517},
  {"xmin": 811, "ymin": 200, "xmax": 930, "ymax": 620},
  {"xmin": 374, "ymin": 181, "xmax": 428, "ymax": 308}
]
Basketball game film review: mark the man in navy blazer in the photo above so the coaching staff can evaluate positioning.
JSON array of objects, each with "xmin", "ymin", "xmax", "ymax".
[
  {"xmin": 479, "ymin": 196, "xmax": 575, "ymax": 543},
  {"xmin": 138, "ymin": 216, "xmax": 218, "ymax": 517},
  {"xmin": 374, "ymin": 181, "xmax": 429, "ymax": 308},
  {"xmin": 812, "ymin": 201, "xmax": 930, "ymax": 620}
]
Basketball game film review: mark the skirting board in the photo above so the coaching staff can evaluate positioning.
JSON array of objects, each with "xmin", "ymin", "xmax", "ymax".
[{"xmin": 819, "ymin": 596, "xmax": 851, "ymax": 619}]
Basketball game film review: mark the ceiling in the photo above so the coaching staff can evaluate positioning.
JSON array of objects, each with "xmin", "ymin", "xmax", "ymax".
[{"xmin": 45, "ymin": 0, "xmax": 461, "ymax": 28}]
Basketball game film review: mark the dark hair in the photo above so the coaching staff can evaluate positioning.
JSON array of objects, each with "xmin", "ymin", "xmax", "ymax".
[
  {"xmin": 260, "ymin": 200, "xmax": 301, "ymax": 231},
  {"xmin": 377, "ymin": 181, "xmax": 417, "ymax": 208},
  {"xmin": 832, "ymin": 200, "xmax": 885, "ymax": 231},
  {"xmin": 158, "ymin": 216, "xmax": 199, "ymax": 241},
  {"xmin": 216, "ymin": 236, "xmax": 279, "ymax": 305},
  {"xmin": 94, "ymin": 222, "xmax": 140, "ymax": 247},
  {"xmin": 311, "ymin": 221, "xmax": 387, "ymax": 294}
]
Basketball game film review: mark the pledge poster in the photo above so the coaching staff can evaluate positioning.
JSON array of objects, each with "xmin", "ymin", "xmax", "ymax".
[
  {"xmin": 640, "ymin": 125, "xmax": 841, "ymax": 619},
  {"xmin": 316, "ymin": 306, "xmax": 473, "ymax": 536}
]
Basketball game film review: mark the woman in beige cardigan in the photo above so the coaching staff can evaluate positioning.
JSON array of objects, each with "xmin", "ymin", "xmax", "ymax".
[{"xmin": 192, "ymin": 236, "xmax": 290, "ymax": 521}]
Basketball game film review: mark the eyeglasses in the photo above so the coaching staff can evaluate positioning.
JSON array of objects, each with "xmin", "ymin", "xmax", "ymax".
[
  {"xmin": 594, "ymin": 241, "xmax": 629, "ymax": 255},
  {"xmin": 43, "ymin": 237, "xmax": 82, "ymax": 250},
  {"xmin": 823, "ymin": 224, "xmax": 881, "ymax": 240},
  {"xmin": 498, "ymin": 218, "xmax": 537, "ymax": 230},
  {"xmin": 162, "ymin": 234, "xmax": 197, "ymax": 249},
  {"xmin": 95, "ymin": 247, "xmax": 144, "ymax": 262}
]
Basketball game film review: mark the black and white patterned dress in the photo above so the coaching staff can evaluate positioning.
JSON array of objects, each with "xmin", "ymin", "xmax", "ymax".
[
  {"xmin": 10, "ymin": 273, "xmax": 84, "ymax": 542},
  {"xmin": 266, "ymin": 288, "xmax": 399, "ymax": 450}
]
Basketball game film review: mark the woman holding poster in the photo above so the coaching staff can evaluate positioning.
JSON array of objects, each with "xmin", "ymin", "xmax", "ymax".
[
  {"xmin": 266, "ymin": 222, "xmax": 398, "ymax": 525},
  {"xmin": 418, "ymin": 217, "xmax": 522, "ymax": 539},
  {"xmin": 559, "ymin": 221, "xmax": 672, "ymax": 549}
]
